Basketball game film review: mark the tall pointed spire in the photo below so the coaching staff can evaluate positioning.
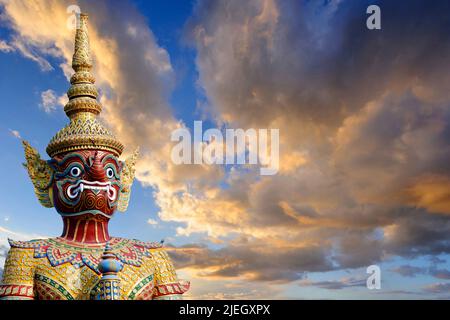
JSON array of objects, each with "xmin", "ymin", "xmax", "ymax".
[
  {"xmin": 46, "ymin": 13, "xmax": 123, "ymax": 158},
  {"xmin": 72, "ymin": 13, "xmax": 93, "ymax": 72},
  {"xmin": 65, "ymin": 13, "xmax": 100, "ymax": 119}
]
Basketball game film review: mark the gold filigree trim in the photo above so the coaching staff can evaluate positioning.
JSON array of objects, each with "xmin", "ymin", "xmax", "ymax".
[
  {"xmin": 64, "ymin": 97, "xmax": 102, "ymax": 117},
  {"xmin": 67, "ymin": 83, "xmax": 98, "ymax": 99},
  {"xmin": 46, "ymin": 116, "xmax": 124, "ymax": 157},
  {"xmin": 70, "ymin": 71, "xmax": 95, "ymax": 84}
]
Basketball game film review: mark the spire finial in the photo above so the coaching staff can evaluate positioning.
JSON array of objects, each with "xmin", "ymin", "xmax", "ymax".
[
  {"xmin": 46, "ymin": 12, "xmax": 124, "ymax": 158},
  {"xmin": 64, "ymin": 12, "xmax": 100, "ymax": 119},
  {"xmin": 72, "ymin": 13, "xmax": 93, "ymax": 72}
]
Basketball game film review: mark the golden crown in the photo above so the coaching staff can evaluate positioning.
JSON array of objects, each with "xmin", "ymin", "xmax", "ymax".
[{"xmin": 46, "ymin": 13, "xmax": 124, "ymax": 157}]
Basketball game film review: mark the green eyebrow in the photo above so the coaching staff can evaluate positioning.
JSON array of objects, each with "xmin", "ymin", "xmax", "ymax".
[
  {"xmin": 101, "ymin": 154, "xmax": 120, "ymax": 168},
  {"xmin": 52, "ymin": 152, "xmax": 89, "ymax": 168}
]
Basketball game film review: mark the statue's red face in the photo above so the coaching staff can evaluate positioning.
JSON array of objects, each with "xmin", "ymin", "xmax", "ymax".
[{"xmin": 50, "ymin": 150, "xmax": 123, "ymax": 218}]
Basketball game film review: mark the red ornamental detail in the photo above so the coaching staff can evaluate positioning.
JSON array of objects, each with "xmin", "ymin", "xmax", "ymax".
[
  {"xmin": 153, "ymin": 282, "xmax": 190, "ymax": 298},
  {"xmin": 72, "ymin": 253, "xmax": 83, "ymax": 267},
  {"xmin": 35, "ymin": 283, "xmax": 58, "ymax": 300},
  {"xmin": 115, "ymin": 246, "xmax": 138, "ymax": 264},
  {"xmin": 0, "ymin": 284, "xmax": 34, "ymax": 299},
  {"xmin": 47, "ymin": 248, "xmax": 78, "ymax": 266},
  {"xmin": 136, "ymin": 283, "xmax": 155, "ymax": 300},
  {"xmin": 34, "ymin": 245, "xmax": 49, "ymax": 258}
]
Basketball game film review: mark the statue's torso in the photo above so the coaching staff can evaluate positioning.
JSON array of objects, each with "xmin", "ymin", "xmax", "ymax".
[{"xmin": 0, "ymin": 237, "xmax": 188, "ymax": 300}]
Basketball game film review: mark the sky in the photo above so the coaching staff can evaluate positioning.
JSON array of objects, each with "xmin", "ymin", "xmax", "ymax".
[{"xmin": 0, "ymin": 0, "xmax": 450, "ymax": 299}]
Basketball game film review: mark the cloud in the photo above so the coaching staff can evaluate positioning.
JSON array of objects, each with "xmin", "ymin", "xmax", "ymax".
[
  {"xmin": 383, "ymin": 209, "xmax": 450, "ymax": 257},
  {"xmin": 178, "ymin": 0, "xmax": 450, "ymax": 284},
  {"xmin": 429, "ymin": 256, "xmax": 447, "ymax": 265},
  {"xmin": 0, "ymin": 40, "xmax": 14, "ymax": 52},
  {"xmin": 8, "ymin": 129, "xmax": 21, "ymax": 139},
  {"xmin": 406, "ymin": 175, "xmax": 450, "ymax": 214},
  {"xmin": 0, "ymin": 37, "xmax": 52, "ymax": 70},
  {"xmin": 0, "ymin": 225, "xmax": 47, "ymax": 242},
  {"xmin": 2, "ymin": 0, "xmax": 450, "ymax": 299},
  {"xmin": 390, "ymin": 264, "xmax": 450, "ymax": 280},
  {"xmin": 147, "ymin": 218, "xmax": 158, "ymax": 225},
  {"xmin": 299, "ymin": 276, "xmax": 366, "ymax": 290},
  {"xmin": 168, "ymin": 240, "xmax": 332, "ymax": 283},
  {"xmin": 390, "ymin": 265, "xmax": 427, "ymax": 278},
  {"xmin": 374, "ymin": 289, "xmax": 421, "ymax": 296},
  {"xmin": 0, "ymin": 244, "xmax": 7, "ymax": 258},
  {"xmin": 10, "ymin": 37, "xmax": 53, "ymax": 71},
  {"xmin": 423, "ymin": 282, "xmax": 450, "ymax": 294},
  {"xmin": 39, "ymin": 89, "xmax": 66, "ymax": 113},
  {"xmin": 180, "ymin": 272, "xmax": 285, "ymax": 299},
  {"xmin": 429, "ymin": 268, "xmax": 450, "ymax": 280}
]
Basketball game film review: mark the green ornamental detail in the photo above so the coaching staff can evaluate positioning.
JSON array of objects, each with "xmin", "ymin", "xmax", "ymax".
[
  {"xmin": 128, "ymin": 274, "xmax": 154, "ymax": 299},
  {"xmin": 35, "ymin": 274, "xmax": 75, "ymax": 300}
]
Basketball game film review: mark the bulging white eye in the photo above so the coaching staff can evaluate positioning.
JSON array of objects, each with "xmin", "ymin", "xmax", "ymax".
[
  {"xmin": 106, "ymin": 167, "xmax": 114, "ymax": 179},
  {"xmin": 70, "ymin": 166, "xmax": 82, "ymax": 178}
]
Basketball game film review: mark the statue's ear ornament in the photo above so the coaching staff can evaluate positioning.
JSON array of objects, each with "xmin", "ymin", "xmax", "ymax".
[
  {"xmin": 22, "ymin": 140, "xmax": 55, "ymax": 208},
  {"xmin": 117, "ymin": 147, "xmax": 139, "ymax": 212}
]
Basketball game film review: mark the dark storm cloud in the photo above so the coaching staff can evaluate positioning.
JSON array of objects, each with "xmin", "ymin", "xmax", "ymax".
[
  {"xmin": 187, "ymin": 0, "xmax": 450, "ymax": 129},
  {"xmin": 168, "ymin": 241, "xmax": 333, "ymax": 282},
  {"xmin": 429, "ymin": 268, "xmax": 450, "ymax": 280},
  {"xmin": 383, "ymin": 210, "xmax": 450, "ymax": 256},
  {"xmin": 299, "ymin": 276, "xmax": 366, "ymax": 290},
  {"xmin": 390, "ymin": 264, "xmax": 450, "ymax": 279},
  {"xmin": 390, "ymin": 265, "xmax": 427, "ymax": 277},
  {"xmin": 181, "ymin": 0, "xmax": 450, "ymax": 283}
]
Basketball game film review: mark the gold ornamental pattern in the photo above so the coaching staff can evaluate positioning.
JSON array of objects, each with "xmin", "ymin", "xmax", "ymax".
[
  {"xmin": 46, "ymin": 13, "xmax": 124, "ymax": 158},
  {"xmin": 46, "ymin": 116, "xmax": 124, "ymax": 157}
]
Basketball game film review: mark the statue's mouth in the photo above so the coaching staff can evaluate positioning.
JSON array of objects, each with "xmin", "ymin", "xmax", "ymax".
[{"xmin": 67, "ymin": 180, "xmax": 117, "ymax": 201}]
